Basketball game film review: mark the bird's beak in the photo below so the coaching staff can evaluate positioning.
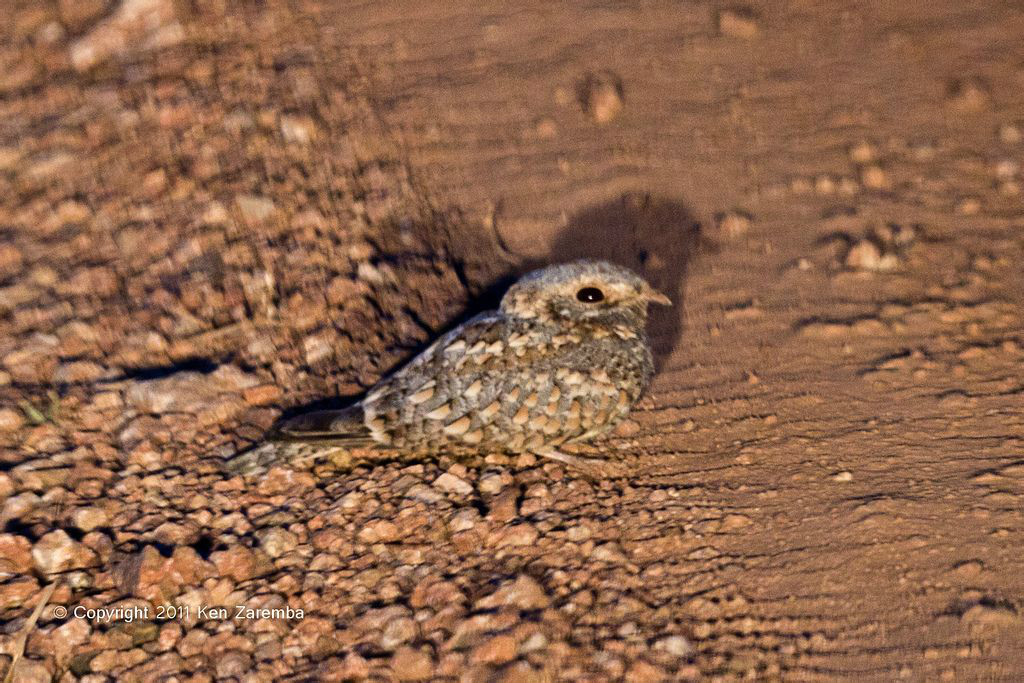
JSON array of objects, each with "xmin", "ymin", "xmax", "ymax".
[{"xmin": 644, "ymin": 287, "xmax": 672, "ymax": 306}]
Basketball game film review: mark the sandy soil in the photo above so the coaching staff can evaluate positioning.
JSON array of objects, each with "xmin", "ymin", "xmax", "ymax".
[{"xmin": 1, "ymin": 0, "xmax": 1023, "ymax": 681}]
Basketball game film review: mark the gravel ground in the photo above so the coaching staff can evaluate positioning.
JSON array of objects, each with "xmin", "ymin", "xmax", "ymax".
[{"xmin": 1, "ymin": 1, "xmax": 1023, "ymax": 682}]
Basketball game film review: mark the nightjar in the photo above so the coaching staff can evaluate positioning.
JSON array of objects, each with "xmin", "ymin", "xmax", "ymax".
[{"xmin": 225, "ymin": 260, "xmax": 670, "ymax": 475}]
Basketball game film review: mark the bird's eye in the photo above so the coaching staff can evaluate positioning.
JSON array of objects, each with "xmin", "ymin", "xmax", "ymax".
[{"xmin": 576, "ymin": 287, "xmax": 605, "ymax": 303}]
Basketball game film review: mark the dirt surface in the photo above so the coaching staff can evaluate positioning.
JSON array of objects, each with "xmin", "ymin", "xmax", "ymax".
[{"xmin": 2, "ymin": 0, "xmax": 1023, "ymax": 681}]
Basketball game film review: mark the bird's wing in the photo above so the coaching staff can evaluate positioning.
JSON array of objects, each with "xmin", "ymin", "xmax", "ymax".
[
  {"xmin": 360, "ymin": 312, "xmax": 512, "ymax": 443},
  {"xmin": 262, "ymin": 312, "xmax": 507, "ymax": 448}
]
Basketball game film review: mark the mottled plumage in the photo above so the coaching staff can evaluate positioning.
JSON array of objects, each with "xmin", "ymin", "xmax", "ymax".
[{"xmin": 225, "ymin": 260, "xmax": 670, "ymax": 475}]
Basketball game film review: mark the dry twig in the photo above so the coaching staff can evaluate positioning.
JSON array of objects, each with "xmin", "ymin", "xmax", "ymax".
[{"xmin": 2, "ymin": 582, "xmax": 57, "ymax": 683}]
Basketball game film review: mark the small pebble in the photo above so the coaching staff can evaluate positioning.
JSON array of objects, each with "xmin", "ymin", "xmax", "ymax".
[
  {"xmin": 994, "ymin": 159, "xmax": 1019, "ymax": 180},
  {"xmin": 814, "ymin": 175, "xmax": 836, "ymax": 195},
  {"xmin": 956, "ymin": 197, "xmax": 981, "ymax": 215},
  {"xmin": 849, "ymin": 141, "xmax": 876, "ymax": 163},
  {"xmin": 32, "ymin": 529, "xmax": 93, "ymax": 574},
  {"xmin": 846, "ymin": 240, "xmax": 896, "ymax": 271},
  {"xmin": 8, "ymin": 660, "xmax": 51, "ymax": 683},
  {"xmin": 998, "ymin": 180, "xmax": 1020, "ymax": 196},
  {"xmin": 476, "ymin": 575, "xmax": 550, "ymax": 610},
  {"xmin": 490, "ymin": 523, "xmax": 539, "ymax": 548},
  {"xmin": 235, "ymin": 194, "xmax": 277, "ymax": 222},
  {"xmin": 946, "ymin": 78, "xmax": 989, "ymax": 112},
  {"xmin": 535, "ymin": 118, "xmax": 557, "ymax": 138},
  {"xmin": 390, "ymin": 646, "xmax": 434, "ymax": 681},
  {"xmin": 279, "ymin": 115, "xmax": 318, "ymax": 144},
  {"xmin": 579, "ymin": 71, "xmax": 624, "ymax": 124},
  {"xmin": 69, "ymin": 0, "xmax": 184, "ymax": 71},
  {"xmin": 72, "ymin": 507, "xmax": 108, "ymax": 532},
  {"xmin": 434, "ymin": 472, "xmax": 474, "ymax": 496},
  {"xmin": 860, "ymin": 164, "xmax": 888, "ymax": 189},
  {"xmin": 716, "ymin": 211, "xmax": 753, "ymax": 240},
  {"xmin": 998, "ymin": 123, "xmax": 1021, "ymax": 145},
  {"xmin": 358, "ymin": 520, "xmax": 401, "ymax": 544},
  {"xmin": 654, "ymin": 635, "xmax": 694, "ymax": 657},
  {"xmin": 625, "ymin": 660, "xmax": 668, "ymax": 683},
  {"xmin": 478, "ymin": 473, "xmax": 505, "ymax": 495},
  {"xmin": 470, "ymin": 633, "xmax": 518, "ymax": 665},
  {"xmin": 215, "ymin": 651, "xmax": 252, "ymax": 679},
  {"xmin": 448, "ymin": 509, "xmax": 479, "ymax": 532},
  {"xmin": 303, "ymin": 335, "xmax": 334, "ymax": 365},
  {"xmin": 257, "ymin": 527, "xmax": 298, "ymax": 557},
  {"xmin": 0, "ymin": 408, "xmax": 24, "ymax": 432}
]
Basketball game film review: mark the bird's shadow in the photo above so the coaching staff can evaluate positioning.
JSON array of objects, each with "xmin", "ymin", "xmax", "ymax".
[{"xmin": 276, "ymin": 192, "xmax": 701, "ymax": 422}]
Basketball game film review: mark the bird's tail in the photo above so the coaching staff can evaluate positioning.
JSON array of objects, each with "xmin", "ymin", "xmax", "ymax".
[
  {"xmin": 223, "ymin": 404, "xmax": 378, "ymax": 476},
  {"xmin": 223, "ymin": 440, "xmax": 344, "ymax": 476}
]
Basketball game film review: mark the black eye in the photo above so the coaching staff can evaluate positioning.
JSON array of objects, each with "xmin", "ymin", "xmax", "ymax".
[{"xmin": 576, "ymin": 287, "xmax": 604, "ymax": 303}]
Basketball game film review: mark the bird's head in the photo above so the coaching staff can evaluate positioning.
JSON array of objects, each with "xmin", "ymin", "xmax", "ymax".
[{"xmin": 500, "ymin": 260, "xmax": 671, "ymax": 327}]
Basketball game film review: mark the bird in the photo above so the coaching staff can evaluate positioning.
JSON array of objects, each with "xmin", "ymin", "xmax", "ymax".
[{"xmin": 224, "ymin": 259, "xmax": 671, "ymax": 476}]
